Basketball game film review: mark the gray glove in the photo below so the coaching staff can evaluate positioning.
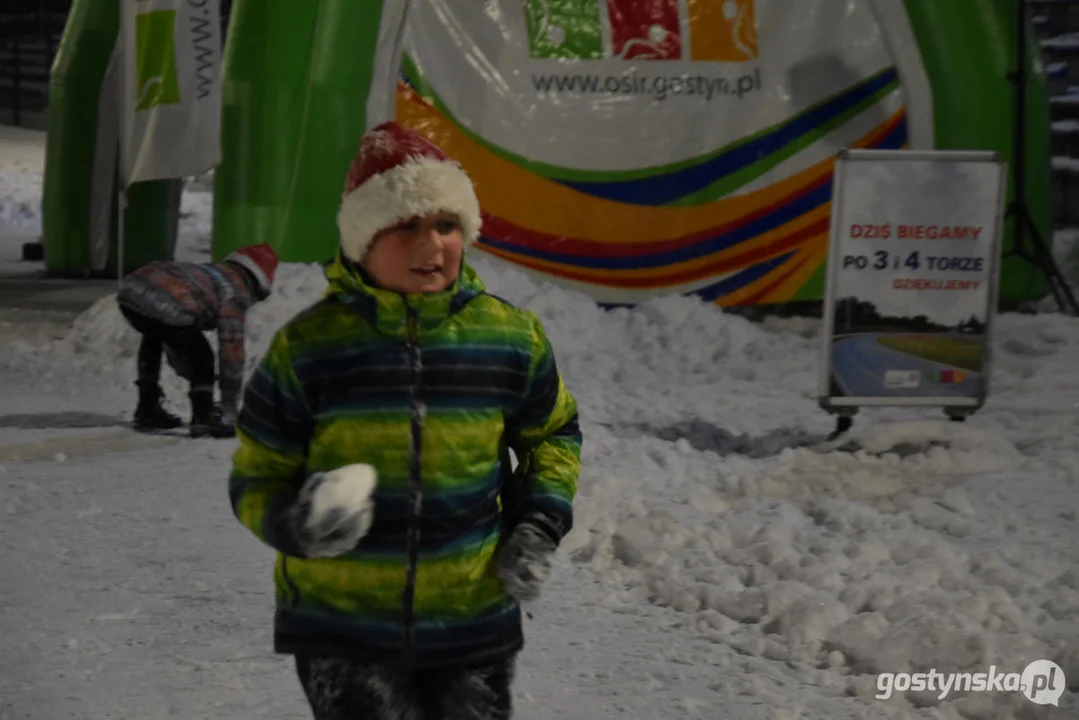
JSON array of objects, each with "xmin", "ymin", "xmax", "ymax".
[
  {"xmin": 497, "ymin": 521, "xmax": 557, "ymax": 603},
  {"xmin": 287, "ymin": 470, "xmax": 375, "ymax": 558}
]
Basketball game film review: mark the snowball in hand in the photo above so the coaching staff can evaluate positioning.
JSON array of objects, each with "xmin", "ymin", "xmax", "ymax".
[{"xmin": 306, "ymin": 463, "xmax": 377, "ymax": 535}]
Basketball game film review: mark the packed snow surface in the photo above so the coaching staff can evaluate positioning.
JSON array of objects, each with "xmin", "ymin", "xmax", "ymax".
[{"xmin": 1, "ymin": 127, "xmax": 1078, "ymax": 719}]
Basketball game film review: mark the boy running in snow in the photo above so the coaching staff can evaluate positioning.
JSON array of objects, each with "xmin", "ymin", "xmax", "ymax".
[
  {"xmin": 228, "ymin": 122, "xmax": 582, "ymax": 719},
  {"xmin": 116, "ymin": 243, "xmax": 279, "ymax": 438}
]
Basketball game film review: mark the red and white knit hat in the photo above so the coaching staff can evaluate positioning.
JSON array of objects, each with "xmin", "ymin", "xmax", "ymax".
[
  {"xmin": 337, "ymin": 121, "xmax": 482, "ymax": 261},
  {"xmin": 225, "ymin": 243, "xmax": 279, "ymax": 295}
]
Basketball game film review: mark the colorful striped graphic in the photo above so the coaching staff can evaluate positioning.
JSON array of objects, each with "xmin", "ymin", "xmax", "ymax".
[
  {"xmin": 525, "ymin": 0, "xmax": 605, "ymax": 59},
  {"xmin": 607, "ymin": 0, "xmax": 683, "ymax": 60},
  {"xmin": 526, "ymin": 0, "xmax": 760, "ymax": 62},
  {"xmin": 687, "ymin": 0, "xmax": 758, "ymax": 62},
  {"xmin": 933, "ymin": 369, "xmax": 966, "ymax": 383},
  {"xmin": 397, "ymin": 60, "xmax": 907, "ymax": 307}
]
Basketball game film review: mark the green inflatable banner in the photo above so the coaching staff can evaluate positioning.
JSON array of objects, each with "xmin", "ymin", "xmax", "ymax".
[
  {"xmin": 42, "ymin": 0, "xmax": 182, "ymax": 277},
  {"xmin": 43, "ymin": 0, "xmax": 1052, "ymax": 305}
]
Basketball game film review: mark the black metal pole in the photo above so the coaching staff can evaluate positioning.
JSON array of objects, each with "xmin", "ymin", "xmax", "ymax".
[
  {"xmin": 1005, "ymin": 0, "xmax": 1079, "ymax": 314},
  {"xmin": 1013, "ymin": 0, "xmax": 1027, "ymax": 257},
  {"xmin": 12, "ymin": 36, "xmax": 21, "ymax": 127}
]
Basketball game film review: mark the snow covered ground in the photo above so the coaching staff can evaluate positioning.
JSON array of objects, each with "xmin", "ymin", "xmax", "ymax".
[
  {"xmin": 2, "ymin": 127, "xmax": 1078, "ymax": 719},
  {"xmin": 0, "ymin": 126, "xmax": 45, "ymax": 275},
  {"xmin": 0, "ymin": 125, "xmax": 213, "ymax": 276}
]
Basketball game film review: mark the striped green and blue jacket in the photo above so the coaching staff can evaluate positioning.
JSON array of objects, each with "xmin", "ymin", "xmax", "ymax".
[{"xmin": 228, "ymin": 254, "xmax": 581, "ymax": 669}]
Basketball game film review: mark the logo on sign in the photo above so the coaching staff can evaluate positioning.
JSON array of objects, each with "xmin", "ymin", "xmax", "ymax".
[
  {"xmin": 932, "ymin": 369, "xmax": 966, "ymax": 384},
  {"xmin": 525, "ymin": 0, "xmax": 758, "ymax": 62},
  {"xmin": 883, "ymin": 370, "xmax": 920, "ymax": 388},
  {"xmin": 134, "ymin": 10, "xmax": 181, "ymax": 110}
]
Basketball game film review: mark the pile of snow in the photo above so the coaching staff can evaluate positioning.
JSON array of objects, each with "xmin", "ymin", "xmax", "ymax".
[
  {"xmin": 0, "ymin": 126, "xmax": 45, "ymax": 268},
  {"xmin": 53, "ymin": 252, "xmax": 823, "ymax": 434},
  {"xmin": 569, "ymin": 420, "xmax": 1078, "ymax": 713},
  {"xmin": 60, "ymin": 261, "xmax": 330, "ymax": 387},
  {"xmin": 0, "ymin": 171, "xmax": 40, "ymax": 233},
  {"xmin": 0, "ymin": 125, "xmax": 215, "ymax": 267},
  {"xmin": 479, "ymin": 255, "xmax": 823, "ymax": 433},
  {"xmin": 0, "ymin": 164, "xmax": 42, "ymax": 237}
]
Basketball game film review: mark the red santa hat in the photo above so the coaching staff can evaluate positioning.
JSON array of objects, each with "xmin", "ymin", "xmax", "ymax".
[
  {"xmin": 224, "ymin": 243, "xmax": 278, "ymax": 296},
  {"xmin": 337, "ymin": 121, "xmax": 482, "ymax": 262}
]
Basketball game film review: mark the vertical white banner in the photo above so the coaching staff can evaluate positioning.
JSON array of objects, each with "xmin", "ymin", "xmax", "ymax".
[
  {"xmin": 365, "ymin": 0, "xmax": 413, "ymax": 131},
  {"xmin": 90, "ymin": 38, "xmax": 123, "ymax": 271},
  {"xmin": 120, "ymin": 0, "xmax": 222, "ymax": 185}
]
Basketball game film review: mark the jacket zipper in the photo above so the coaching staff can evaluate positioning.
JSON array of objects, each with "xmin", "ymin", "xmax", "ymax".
[{"xmin": 401, "ymin": 303, "xmax": 424, "ymax": 663}]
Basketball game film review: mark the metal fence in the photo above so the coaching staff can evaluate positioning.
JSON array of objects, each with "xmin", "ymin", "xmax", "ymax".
[
  {"xmin": 0, "ymin": 0, "xmax": 69, "ymax": 129},
  {"xmin": 1, "ymin": 0, "xmax": 233, "ymax": 130}
]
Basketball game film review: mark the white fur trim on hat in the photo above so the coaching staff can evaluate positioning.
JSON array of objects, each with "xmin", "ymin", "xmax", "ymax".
[
  {"xmin": 337, "ymin": 157, "xmax": 482, "ymax": 261},
  {"xmin": 225, "ymin": 251, "xmax": 272, "ymax": 294}
]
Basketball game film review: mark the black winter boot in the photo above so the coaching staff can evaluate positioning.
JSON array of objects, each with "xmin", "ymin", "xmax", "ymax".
[
  {"xmin": 133, "ymin": 382, "xmax": 184, "ymax": 432},
  {"xmin": 189, "ymin": 389, "xmax": 236, "ymax": 439}
]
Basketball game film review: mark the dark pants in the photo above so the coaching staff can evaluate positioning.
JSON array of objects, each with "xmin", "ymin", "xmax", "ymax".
[
  {"xmin": 294, "ymin": 655, "xmax": 514, "ymax": 720},
  {"xmin": 119, "ymin": 305, "xmax": 215, "ymax": 392}
]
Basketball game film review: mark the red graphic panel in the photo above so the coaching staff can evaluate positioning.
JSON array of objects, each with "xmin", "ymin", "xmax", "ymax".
[{"xmin": 606, "ymin": 0, "xmax": 682, "ymax": 60}]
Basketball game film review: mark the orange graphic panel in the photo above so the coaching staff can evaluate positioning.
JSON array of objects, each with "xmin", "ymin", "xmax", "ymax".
[{"xmin": 687, "ymin": 0, "xmax": 758, "ymax": 62}]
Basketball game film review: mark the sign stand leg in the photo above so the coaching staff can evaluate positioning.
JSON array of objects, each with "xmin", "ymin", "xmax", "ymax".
[
  {"xmin": 945, "ymin": 407, "xmax": 972, "ymax": 422},
  {"xmin": 828, "ymin": 411, "xmax": 856, "ymax": 441}
]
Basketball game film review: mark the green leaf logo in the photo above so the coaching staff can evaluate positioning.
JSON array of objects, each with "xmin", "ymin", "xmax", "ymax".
[
  {"xmin": 134, "ymin": 10, "xmax": 181, "ymax": 110},
  {"xmin": 525, "ymin": 0, "xmax": 604, "ymax": 60}
]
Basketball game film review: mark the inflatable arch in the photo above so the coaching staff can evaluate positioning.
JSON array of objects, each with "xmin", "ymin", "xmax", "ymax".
[
  {"xmin": 40, "ymin": 0, "xmax": 182, "ymax": 275},
  {"xmin": 43, "ymin": 0, "xmax": 1051, "ymax": 307}
]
